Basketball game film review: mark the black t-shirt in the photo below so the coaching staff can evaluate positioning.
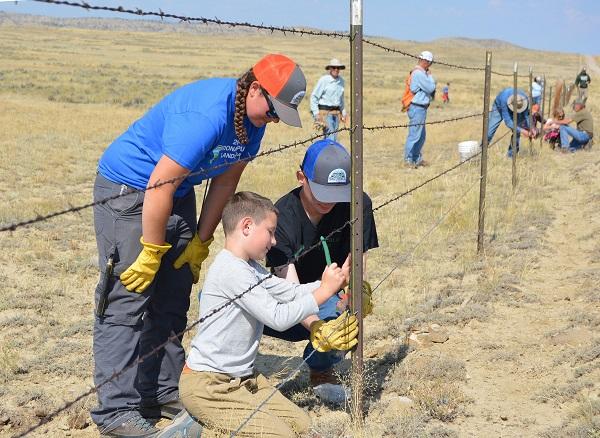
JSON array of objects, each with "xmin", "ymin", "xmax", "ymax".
[{"xmin": 266, "ymin": 187, "xmax": 379, "ymax": 284}]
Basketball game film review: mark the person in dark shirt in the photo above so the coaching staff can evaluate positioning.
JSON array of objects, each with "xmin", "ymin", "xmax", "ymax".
[{"xmin": 265, "ymin": 139, "xmax": 379, "ymax": 404}]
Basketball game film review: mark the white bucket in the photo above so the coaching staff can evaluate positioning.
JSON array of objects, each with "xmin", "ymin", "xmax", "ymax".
[{"xmin": 458, "ymin": 140, "xmax": 481, "ymax": 162}]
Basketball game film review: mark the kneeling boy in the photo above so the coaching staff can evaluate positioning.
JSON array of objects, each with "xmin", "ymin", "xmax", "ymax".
[{"xmin": 179, "ymin": 191, "xmax": 352, "ymax": 437}]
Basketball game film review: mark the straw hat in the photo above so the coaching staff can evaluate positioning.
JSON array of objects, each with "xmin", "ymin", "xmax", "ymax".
[
  {"xmin": 325, "ymin": 58, "xmax": 346, "ymax": 70},
  {"xmin": 507, "ymin": 94, "xmax": 528, "ymax": 113}
]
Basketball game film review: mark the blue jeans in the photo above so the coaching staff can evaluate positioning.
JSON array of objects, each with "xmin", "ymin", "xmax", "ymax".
[
  {"xmin": 532, "ymin": 95, "xmax": 541, "ymax": 105},
  {"xmin": 487, "ymin": 103, "xmax": 522, "ymax": 157},
  {"xmin": 404, "ymin": 104, "xmax": 427, "ymax": 164},
  {"xmin": 263, "ymin": 293, "xmax": 344, "ymax": 371},
  {"xmin": 559, "ymin": 125, "xmax": 590, "ymax": 151},
  {"xmin": 325, "ymin": 113, "xmax": 340, "ymax": 141}
]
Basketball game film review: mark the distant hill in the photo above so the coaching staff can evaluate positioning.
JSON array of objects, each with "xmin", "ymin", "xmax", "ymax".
[{"xmin": 430, "ymin": 37, "xmax": 525, "ymax": 51}]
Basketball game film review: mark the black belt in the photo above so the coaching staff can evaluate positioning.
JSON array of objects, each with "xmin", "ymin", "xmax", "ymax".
[
  {"xmin": 411, "ymin": 102, "xmax": 430, "ymax": 109},
  {"xmin": 318, "ymin": 105, "xmax": 341, "ymax": 111}
]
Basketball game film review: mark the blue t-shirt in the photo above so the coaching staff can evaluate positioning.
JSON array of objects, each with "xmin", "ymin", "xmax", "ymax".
[{"xmin": 98, "ymin": 78, "xmax": 265, "ymax": 197}]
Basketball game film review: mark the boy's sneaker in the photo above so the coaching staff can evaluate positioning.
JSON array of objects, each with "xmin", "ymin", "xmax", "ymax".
[
  {"xmin": 157, "ymin": 410, "xmax": 203, "ymax": 438},
  {"xmin": 310, "ymin": 369, "xmax": 350, "ymax": 405},
  {"xmin": 140, "ymin": 399, "xmax": 184, "ymax": 420},
  {"xmin": 100, "ymin": 414, "xmax": 159, "ymax": 438}
]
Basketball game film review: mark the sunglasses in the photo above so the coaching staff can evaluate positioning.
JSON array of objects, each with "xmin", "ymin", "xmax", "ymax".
[{"xmin": 261, "ymin": 87, "xmax": 279, "ymax": 119}]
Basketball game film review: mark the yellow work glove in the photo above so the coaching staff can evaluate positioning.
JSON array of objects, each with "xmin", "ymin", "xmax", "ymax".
[
  {"xmin": 309, "ymin": 311, "xmax": 359, "ymax": 353},
  {"xmin": 120, "ymin": 237, "xmax": 172, "ymax": 293},
  {"xmin": 337, "ymin": 281, "xmax": 374, "ymax": 316},
  {"xmin": 173, "ymin": 235, "xmax": 213, "ymax": 284}
]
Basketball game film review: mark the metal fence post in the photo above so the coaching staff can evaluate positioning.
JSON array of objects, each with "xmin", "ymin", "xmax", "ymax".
[
  {"xmin": 539, "ymin": 74, "xmax": 546, "ymax": 150},
  {"xmin": 512, "ymin": 63, "xmax": 518, "ymax": 189},
  {"xmin": 477, "ymin": 51, "xmax": 492, "ymax": 254},
  {"xmin": 349, "ymin": 0, "xmax": 364, "ymax": 425}
]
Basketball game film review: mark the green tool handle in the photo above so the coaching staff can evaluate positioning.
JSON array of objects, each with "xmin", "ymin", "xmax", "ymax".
[{"xmin": 319, "ymin": 236, "xmax": 332, "ymax": 266}]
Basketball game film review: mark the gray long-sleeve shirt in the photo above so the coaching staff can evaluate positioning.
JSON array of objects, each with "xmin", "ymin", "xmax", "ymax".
[{"xmin": 186, "ymin": 249, "xmax": 320, "ymax": 377}]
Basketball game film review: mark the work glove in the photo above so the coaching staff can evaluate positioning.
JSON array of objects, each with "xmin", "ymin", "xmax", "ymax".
[
  {"xmin": 120, "ymin": 237, "xmax": 172, "ymax": 293},
  {"xmin": 173, "ymin": 235, "xmax": 214, "ymax": 284},
  {"xmin": 310, "ymin": 311, "xmax": 359, "ymax": 353},
  {"xmin": 336, "ymin": 281, "xmax": 374, "ymax": 316}
]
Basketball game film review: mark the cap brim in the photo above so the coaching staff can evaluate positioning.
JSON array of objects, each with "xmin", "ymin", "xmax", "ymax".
[
  {"xmin": 308, "ymin": 180, "xmax": 351, "ymax": 203},
  {"xmin": 270, "ymin": 97, "xmax": 302, "ymax": 128}
]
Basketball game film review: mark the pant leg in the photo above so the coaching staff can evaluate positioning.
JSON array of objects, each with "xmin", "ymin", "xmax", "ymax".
[
  {"xmin": 180, "ymin": 371, "xmax": 310, "ymax": 438},
  {"xmin": 326, "ymin": 113, "xmax": 340, "ymax": 141},
  {"xmin": 487, "ymin": 104, "xmax": 502, "ymax": 144},
  {"xmin": 507, "ymin": 132, "xmax": 522, "ymax": 157},
  {"xmin": 138, "ymin": 190, "xmax": 197, "ymax": 405},
  {"xmin": 412, "ymin": 109, "xmax": 428, "ymax": 164},
  {"xmin": 559, "ymin": 125, "xmax": 575, "ymax": 148},
  {"xmin": 404, "ymin": 105, "xmax": 426, "ymax": 163},
  {"xmin": 91, "ymin": 174, "xmax": 149, "ymax": 429},
  {"xmin": 571, "ymin": 129, "xmax": 590, "ymax": 149},
  {"xmin": 91, "ymin": 175, "xmax": 198, "ymax": 429}
]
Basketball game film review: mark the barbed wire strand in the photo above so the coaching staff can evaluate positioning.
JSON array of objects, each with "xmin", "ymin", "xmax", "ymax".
[
  {"xmin": 0, "ymin": 112, "xmax": 484, "ymax": 233},
  {"xmin": 30, "ymin": 0, "xmax": 529, "ymax": 77},
  {"xmin": 230, "ymin": 312, "xmax": 354, "ymax": 437},
  {"xmin": 362, "ymin": 38, "xmax": 530, "ymax": 78},
  {"xmin": 372, "ymin": 129, "xmax": 510, "ymax": 214},
  {"xmin": 0, "ymin": 127, "xmax": 348, "ymax": 233},
  {"xmin": 30, "ymin": 0, "xmax": 348, "ymax": 38},
  {"xmin": 372, "ymin": 129, "xmax": 511, "ymax": 292}
]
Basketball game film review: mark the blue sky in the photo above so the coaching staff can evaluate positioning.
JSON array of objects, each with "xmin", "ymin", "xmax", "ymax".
[{"xmin": 1, "ymin": 0, "xmax": 598, "ymax": 54}]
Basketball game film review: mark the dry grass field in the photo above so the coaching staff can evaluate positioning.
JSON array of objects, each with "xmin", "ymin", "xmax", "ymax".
[{"xmin": 1, "ymin": 15, "xmax": 599, "ymax": 437}]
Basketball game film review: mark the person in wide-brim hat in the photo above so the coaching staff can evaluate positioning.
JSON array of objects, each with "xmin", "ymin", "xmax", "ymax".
[
  {"xmin": 325, "ymin": 58, "xmax": 346, "ymax": 70},
  {"xmin": 507, "ymin": 93, "xmax": 529, "ymax": 114},
  {"xmin": 311, "ymin": 58, "xmax": 348, "ymax": 141}
]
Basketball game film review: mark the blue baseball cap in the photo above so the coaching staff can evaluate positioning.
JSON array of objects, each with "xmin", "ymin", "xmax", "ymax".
[{"xmin": 300, "ymin": 139, "xmax": 351, "ymax": 203}]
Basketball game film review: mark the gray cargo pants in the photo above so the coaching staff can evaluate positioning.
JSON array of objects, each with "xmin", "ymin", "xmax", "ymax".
[{"xmin": 91, "ymin": 173, "xmax": 197, "ymax": 431}]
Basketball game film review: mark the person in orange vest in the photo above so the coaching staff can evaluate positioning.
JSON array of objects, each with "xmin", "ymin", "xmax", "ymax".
[{"xmin": 403, "ymin": 51, "xmax": 436, "ymax": 168}]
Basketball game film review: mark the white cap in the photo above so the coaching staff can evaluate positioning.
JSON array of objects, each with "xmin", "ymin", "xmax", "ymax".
[{"xmin": 418, "ymin": 51, "xmax": 434, "ymax": 62}]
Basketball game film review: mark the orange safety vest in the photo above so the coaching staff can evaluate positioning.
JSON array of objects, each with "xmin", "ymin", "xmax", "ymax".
[{"xmin": 401, "ymin": 66, "xmax": 425, "ymax": 112}]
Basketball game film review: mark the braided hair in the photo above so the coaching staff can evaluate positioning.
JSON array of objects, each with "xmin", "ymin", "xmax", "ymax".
[{"xmin": 234, "ymin": 69, "xmax": 257, "ymax": 145}]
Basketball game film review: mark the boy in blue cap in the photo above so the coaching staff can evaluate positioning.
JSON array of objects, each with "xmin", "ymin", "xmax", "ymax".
[{"xmin": 265, "ymin": 139, "xmax": 379, "ymax": 404}]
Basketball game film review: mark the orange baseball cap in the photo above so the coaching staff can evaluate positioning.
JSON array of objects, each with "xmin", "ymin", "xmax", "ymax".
[{"xmin": 253, "ymin": 54, "xmax": 307, "ymax": 127}]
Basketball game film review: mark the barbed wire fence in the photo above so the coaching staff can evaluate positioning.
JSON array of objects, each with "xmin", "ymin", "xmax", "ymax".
[
  {"xmin": 12, "ymin": 123, "xmax": 512, "ymax": 437},
  {"xmin": 1, "ymin": 1, "xmax": 541, "ymax": 436}
]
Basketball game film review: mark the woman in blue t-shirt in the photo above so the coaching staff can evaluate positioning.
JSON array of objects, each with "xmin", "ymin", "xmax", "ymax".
[{"xmin": 91, "ymin": 54, "xmax": 307, "ymax": 437}]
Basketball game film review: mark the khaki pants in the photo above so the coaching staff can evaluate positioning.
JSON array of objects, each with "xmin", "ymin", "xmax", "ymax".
[
  {"xmin": 578, "ymin": 87, "xmax": 588, "ymax": 101},
  {"xmin": 179, "ymin": 370, "xmax": 311, "ymax": 437}
]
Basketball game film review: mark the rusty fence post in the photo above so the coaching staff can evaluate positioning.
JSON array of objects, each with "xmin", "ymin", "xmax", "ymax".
[{"xmin": 477, "ymin": 51, "xmax": 493, "ymax": 254}]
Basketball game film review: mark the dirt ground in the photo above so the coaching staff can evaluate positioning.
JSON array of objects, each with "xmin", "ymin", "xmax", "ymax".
[{"xmin": 450, "ymin": 149, "xmax": 600, "ymax": 436}]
